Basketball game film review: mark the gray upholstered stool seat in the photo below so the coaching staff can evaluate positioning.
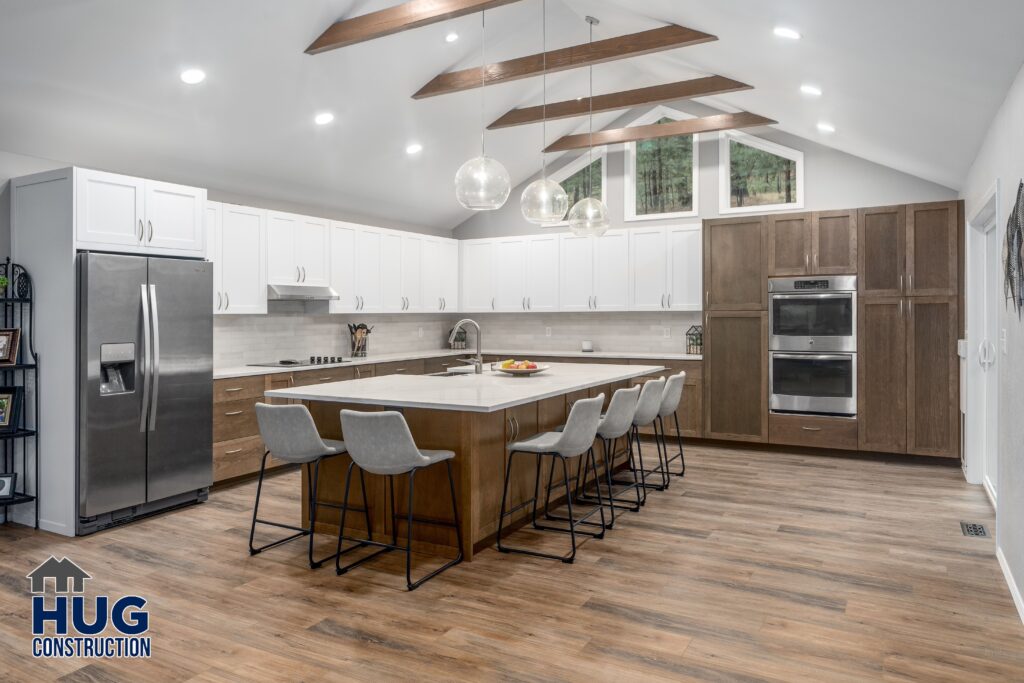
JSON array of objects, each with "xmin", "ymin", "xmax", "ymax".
[
  {"xmin": 575, "ymin": 385, "xmax": 643, "ymax": 525},
  {"xmin": 249, "ymin": 403, "xmax": 354, "ymax": 570},
  {"xmin": 656, "ymin": 372, "xmax": 687, "ymax": 478},
  {"xmin": 498, "ymin": 394, "xmax": 607, "ymax": 563},
  {"xmin": 334, "ymin": 410, "xmax": 463, "ymax": 591},
  {"xmin": 628, "ymin": 377, "xmax": 669, "ymax": 499}
]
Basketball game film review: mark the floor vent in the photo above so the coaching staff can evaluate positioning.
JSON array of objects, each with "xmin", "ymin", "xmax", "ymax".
[{"xmin": 960, "ymin": 522, "xmax": 988, "ymax": 538}]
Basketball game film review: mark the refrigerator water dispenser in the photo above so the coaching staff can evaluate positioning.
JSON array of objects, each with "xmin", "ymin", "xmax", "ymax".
[{"xmin": 99, "ymin": 343, "xmax": 136, "ymax": 395}]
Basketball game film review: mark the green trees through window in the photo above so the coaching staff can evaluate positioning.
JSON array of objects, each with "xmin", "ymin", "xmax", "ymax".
[
  {"xmin": 729, "ymin": 139, "xmax": 797, "ymax": 208},
  {"xmin": 561, "ymin": 159, "xmax": 603, "ymax": 206},
  {"xmin": 634, "ymin": 117, "xmax": 694, "ymax": 216}
]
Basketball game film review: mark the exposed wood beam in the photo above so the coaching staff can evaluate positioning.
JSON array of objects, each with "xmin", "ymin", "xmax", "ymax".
[
  {"xmin": 544, "ymin": 111, "xmax": 777, "ymax": 153},
  {"xmin": 488, "ymin": 76, "xmax": 751, "ymax": 130},
  {"xmin": 413, "ymin": 24, "xmax": 716, "ymax": 99},
  {"xmin": 306, "ymin": 0, "xmax": 524, "ymax": 54}
]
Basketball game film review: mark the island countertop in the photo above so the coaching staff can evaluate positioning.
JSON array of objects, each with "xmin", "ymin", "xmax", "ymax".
[{"xmin": 265, "ymin": 362, "xmax": 665, "ymax": 413}]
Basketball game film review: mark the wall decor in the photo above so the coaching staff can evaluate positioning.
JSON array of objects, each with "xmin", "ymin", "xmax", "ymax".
[
  {"xmin": 0, "ymin": 386, "xmax": 24, "ymax": 434},
  {"xmin": 0, "ymin": 472, "xmax": 16, "ymax": 501},
  {"xmin": 1005, "ymin": 180, "xmax": 1024, "ymax": 317},
  {"xmin": 0, "ymin": 329, "xmax": 22, "ymax": 366}
]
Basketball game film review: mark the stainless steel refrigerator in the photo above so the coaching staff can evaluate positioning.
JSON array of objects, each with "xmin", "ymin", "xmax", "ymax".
[{"xmin": 77, "ymin": 252, "xmax": 213, "ymax": 535}]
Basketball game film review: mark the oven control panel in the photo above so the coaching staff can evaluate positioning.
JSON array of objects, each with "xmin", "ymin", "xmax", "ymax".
[{"xmin": 794, "ymin": 279, "xmax": 830, "ymax": 290}]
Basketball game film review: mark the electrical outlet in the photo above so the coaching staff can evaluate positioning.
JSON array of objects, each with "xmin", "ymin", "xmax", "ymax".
[
  {"xmin": 417, "ymin": 327, "xmax": 423, "ymax": 339},
  {"xmin": 663, "ymin": 327, "xmax": 671, "ymax": 339},
  {"xmin": 1001, "ymin": 328, "xmax": 1008, "ymax": 355},
  {"xmin": 545, "ymin": 327, "xmax": 552, "ymax": 337}
]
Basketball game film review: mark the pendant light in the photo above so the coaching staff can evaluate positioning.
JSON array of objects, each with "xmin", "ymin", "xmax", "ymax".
[
  {"xmin": 455, "ymin": 10, "xmax": 511, "ymax": 211},
  {"xmin": 567, "ymin": 16, "xmax": 610, "ymax": 237},
  {"xmin": 520, "ymin": 0, "xmax": 569, "ymax": 225}
]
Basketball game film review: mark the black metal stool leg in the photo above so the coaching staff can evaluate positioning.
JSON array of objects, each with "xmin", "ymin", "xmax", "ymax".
[
  {"xmin": 249, "ymin": 451, "xmax": 309, "ymax": 556},
  {"xmin": 336, "ymin": 462, "xmax": 393, "ymax": 576},
  {"xmin": 672, "ymin": 413, "xmax": 686, "ymax": 477},
  {"xmin": 496, "ymin": 450, "xmax": 517, "ymax": 552},
  {"xmin": 405, "ymin": 469, "xmax": 416, "ymax": 590}
]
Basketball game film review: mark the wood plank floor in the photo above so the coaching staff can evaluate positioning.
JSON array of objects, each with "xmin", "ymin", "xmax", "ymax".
[{"xmin": 1, "ymin": 443, "xmax": 1021, "ymax": 682}]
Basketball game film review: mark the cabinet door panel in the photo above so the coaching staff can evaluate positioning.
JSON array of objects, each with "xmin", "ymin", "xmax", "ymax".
[
  {"xmin": 207, "ymin": 202, "xmax": 223, "ymax": 313},
  {"xmin": 629, "ymin": 227, "xmax": 667, "ymax": 311},
  {"xmin": 267, "ymin": 212, "xmax": 299, "ymax": 285},
  {"xmin": 295, "ymin": 217, "xmax": 330, "ymax": 286},
  {"xmin": 493, "ymin": 238, "xmax": 527, "ymax": 311},
  {"xmin": 355, "ymin": 228, "xmax": 383, "ymax": 312},
  {"xmin": 525, "ymin": 235, "xmax": 559, "ymax": 312},
  {"xmin": 857, "ymin": 298, "xmax": 906, "ymax": 453},
  {"xmin": 144, "ymin": 180, "xmax": 205, "ymax": 254},
  {"xmin": 768, "ymin": 213, "xmax": 810, "ymax": 276},
  {"xmin": 220, "ymin": 204, "xmax": 267, "ymax": 315},
  {"xmin": 441, "ymin": 240, "xmax": 460, "ymax": 312},
  {"xmin": 907, "ymin": 202, "xmax": 958, "ymax": 297},
  {"xmin": 907, "ymin": 297, "xmax": 959, "ymax": 457},
  {"xmin": 559, "ymin": 235, "xmax": 594, "ymax": 311},
  {"xmin": 76, "ymin": 169, "xmax": 145, "ymax": 249},
  {"xmin": 704, "ymin": 311, "xmax": 767, "ymax": 441},
  {"xmin": 813, "ymin": 210, "xmax": 857, "ymax": 275},
  {"xmin": 421, "ymin": 238, "xmax": 443, "ymax": 312},
  {"xmin": 593, "ymin": 231, "xmax": 630, "ymax": 311},
  {"xmin": 380, "ymin": 232, "xmax": 404, "ymax": 312},
  {"xmin": 460, "ymin": 240, "xmax": 495, "ymax": 311},
  {"xmin": 329, "ymin": 223, "xmax": 358, "ymax": 314},
  {"xmin": 858, "ymin": 206, "xmax": 905, "ymax": 297},
  {"xmin": 400, "ymin": 235, "xmax": 423, "ymax": 311},
  {"xmin": 667, "ymin": 226, "xmax": 702, "ymax": 311},
  {"xmin": 705, "ymin": 217, "xmax": 766, "ymax": 310}
]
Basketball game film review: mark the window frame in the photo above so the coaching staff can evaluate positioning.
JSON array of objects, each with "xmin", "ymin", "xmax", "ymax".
[
  {"xmin": 624, "ymin": 105, "xmax": 700, "ymax": 222},
  {"xmin": 718, "ymin": 130, "xmax": 805, "ymax": 215},
  {"xmin": 543, "ymin": 146, "xmax": 609, "ymax": 228}
]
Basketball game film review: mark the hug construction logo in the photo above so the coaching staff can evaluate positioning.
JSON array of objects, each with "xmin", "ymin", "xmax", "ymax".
[{"xmin": 26, "ymin": 556, "xmax": 151, "ymax": 659}]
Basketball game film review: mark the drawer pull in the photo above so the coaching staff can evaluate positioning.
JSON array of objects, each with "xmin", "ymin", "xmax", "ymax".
[
  {"xmin": 319, "ymin": 377, "xmax": 334, "ymax": 381},
  {"xmin": 801, "ymin": 426, "xmax": 822, "ymax": 432},
  {"xmin": 224, "ymin": 410, "xmax": 245, "ymax": 417},
  {"xmin": 224, "ymin": 387, "xmax": 244, "ymax": 393},
  {"xmin": 395, "ymin": 368, "xmax": 406, "ymax": 372},
  {"xmin": 224, "ymin": 448, "xmax": 243, "ymax": 455}
]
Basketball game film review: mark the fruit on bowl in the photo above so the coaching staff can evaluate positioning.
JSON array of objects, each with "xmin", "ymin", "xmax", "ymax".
[{"xmin": 500, "ymin": 359, "xmax": 538, "ymax": 370}]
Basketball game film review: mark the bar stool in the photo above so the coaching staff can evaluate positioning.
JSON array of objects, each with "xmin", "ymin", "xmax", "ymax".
[
  {"xmin": 334, "ymin": 410, "xmax": 463, "ymax": 591},
  {"xmin": 575, "ymin": 385, "xmax": 642, "ymax": 527},
  {"xmin": 250, "ymin": 403, "xmax": 357, "ymax": 569},
  {"xmin": 657, "ymin": 372, "xmax": 687, "ymax": 478},
  {"xmin": 497, "ymin": 394, "xmax": 605, "ymax": 563},
  {"xmin": 624, "ymin": 377, "xmax": 668, "ymax": 501}
]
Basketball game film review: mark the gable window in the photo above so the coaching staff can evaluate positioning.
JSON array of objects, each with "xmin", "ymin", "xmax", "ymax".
[
  {"xmin": 543, "ymin": 147, "xmax": 607, "ymax": 227},
  {"xmin": 719, "ymin": 130, "xmax": 804, "ymax": 214},
  {"xmin": 625, "ymin": 106, "xmax": 699, "ymax": 221}
]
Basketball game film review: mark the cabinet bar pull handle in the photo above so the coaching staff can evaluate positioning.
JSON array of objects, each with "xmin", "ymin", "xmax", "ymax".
[
  {"xmin": 147, "ymin": 220, "xmax": 154, "ymax": 242},
  {"xmin": 667, "ymin": 294, "xmax": 671, "ymax": 308},
  {"xmin": 224, "ymin": 387, "xmax": 244, "ymax": 393},
  {"xmin": 705, "ymin": 290, "xmax": 710, "ymax": 308},
  {"xmin": 216, "ymin": 292, "xmax": 222, "ymax": 311},
  {"xmin": 801, "ymin": 426, "xmax": 822, "ymax": 432},
  {"xmin": 138, "ymin": 219, "xmax": 144, "ymax": 242},
  {"xmin": 225, "ymin": 292, "xmax": 229, "ymax": 310},
  {"xmin": 908, "ymin": 273, "xmax": 913, "ymax": 291},
  {"xmin": 805, "ymin": 253, "xmax": 809, "ymax": 270},
  {"xmin": 296, "ymin": 266, "xmax": 301, "ymax": 283},
  {"xmin": 224, "ymin": 411, "xmax": 244, "ymax": 416},
  {"xmin": 224, "ymin": 448, "xmax": 243, "ymax": 455},
  {"xmin": 661, "ymin": 294, "xmax": 665, "ymax": 308},
  {"xmin": 319, "ymin": 377, "xmax": 333, "ymax": 381}
]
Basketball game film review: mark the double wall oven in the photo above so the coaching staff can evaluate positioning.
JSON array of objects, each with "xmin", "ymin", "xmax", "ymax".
[{"xmin": 769, "ymin": 276, "xmax": 857, "ymax": 417}]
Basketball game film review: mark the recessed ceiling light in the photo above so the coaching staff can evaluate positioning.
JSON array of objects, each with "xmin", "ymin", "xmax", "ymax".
[
  {"xmin": 445, "ymin": 32, "xmax": 459, "ymax": 43},
  {"xmin": 406, "ymin": 143, "xmax": 423, "ymax": 155},
  {"xmin": 773, "ymin": 26, "xmax": 801, "ymax": 40},
  {"xmin": 817, "ymin": 122, "xmax": 836, "ymax": 134},
  {"xmin": 800, "ymin": 84, "xmax": 822, "ymax": 97},
  {"xmin": 314, "ymin": 112, "xmax": 335, "ymax": 126},
  {"xmin": 180, "ymin": 68, "xmax": 206, "ymax": 85}
]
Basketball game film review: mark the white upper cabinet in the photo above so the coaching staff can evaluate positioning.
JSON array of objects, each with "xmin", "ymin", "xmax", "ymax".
[
  {"xmin": 329, "ymin": 222, "xmax": 359, "ymax": 314},
  {"xmin": 216, "ymin": 203, "xmax": 267, "ymax": 315},
  {"xmin": 524, "ymin": 235, "xmax": 559, "ymax": 312},
  {"xmin": 207, "ymin": 202, "xmax": 222, "ymax": 312},
  {"xmin": 593, "ymin": 231, "xmax": 630, "ymax": 311},
  {"xmin": 400, "ymin": 234, "xmax": 423, "ymax": 312},
  {"xmin": 354, "ymin": 227, "xmax": 383, "ymax": 313},
  {"xmin": 628, "ymin": 225, "xmax": 703, "ymax": 311},
  {"xmin": 75, "ymin": 168, "xmax": 205, "ymax": 257},
  {"xmin": 440, "ymin": 239, "xmax": 459, "ymax": 312},
  {"xmin": 493, "ymin": 237, "xmax": 528, "ymax": 311},
  {"xmin": 267, "ymin": 212, "xmax": 329, "ymax": 286},
  {"xmin": 666, "ymin": 225, "xmax": 702, "ymax": 311},
  {"xmin": 460, "ymin": 240, "xmax": 495, "ymax": 312},
  {"xmin": 559, "ymin": 234, "xmax": 594, "ymax": 311},
  {"xmin": 421, "ymin": 237, "xmax": 459, "ymax": 313},
  {"xmin": 380, "ymin": 232, "xmax": 404, "ymax": 312}
]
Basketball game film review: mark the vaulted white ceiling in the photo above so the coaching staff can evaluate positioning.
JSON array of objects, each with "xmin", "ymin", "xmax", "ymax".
[{"xmin": 1, "ymin": 0, "xmax": 1022, "ymax": 231}]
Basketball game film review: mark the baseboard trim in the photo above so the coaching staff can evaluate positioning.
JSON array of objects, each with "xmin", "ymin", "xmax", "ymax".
[
  {"xmin": 996, "ymin": 545, "xmax": 1024, "ymax": 625},
  {"xmin": 984, "ymin": 476, "xmax": 998, "ymax": 510}
]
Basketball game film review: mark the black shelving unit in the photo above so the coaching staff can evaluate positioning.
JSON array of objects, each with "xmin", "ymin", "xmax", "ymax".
[{"xmin": 0, "ymin": 258, "xmax": 39, "ymax": 528}]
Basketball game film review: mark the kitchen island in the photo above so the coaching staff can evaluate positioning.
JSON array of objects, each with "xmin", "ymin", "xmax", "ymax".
[{"xmin": 265, "ymin": 363, "xmax": 665, "ymax": 560}]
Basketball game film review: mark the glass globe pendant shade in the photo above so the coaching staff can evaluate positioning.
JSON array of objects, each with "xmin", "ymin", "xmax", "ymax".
[
  {"xmin": 455, "ymin": 156, "xmax": 511, "ymax": 211},
  {"xmin": 567, "ymin": 197, "xmax": 610, "ymax": 237},
  {"xmin": 521, "ymin": 177, "xmax": 569, "ymax": 225}
]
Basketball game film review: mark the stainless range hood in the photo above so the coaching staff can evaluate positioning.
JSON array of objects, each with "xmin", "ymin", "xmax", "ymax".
[{"xmin": 267, "ymin": 284, "xmax": 340, "ymax": 301}]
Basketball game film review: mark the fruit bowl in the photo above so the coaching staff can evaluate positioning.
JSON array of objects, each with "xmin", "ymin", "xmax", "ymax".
[{"xmin": 495, "ymin": 360, "xmax": 549, "ymax": 376}]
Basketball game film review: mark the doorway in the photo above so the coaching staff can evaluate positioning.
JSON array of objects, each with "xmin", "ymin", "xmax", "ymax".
[{"xmin": 965, "ymin": 181, "xmax": 1000, "ymax": 505}]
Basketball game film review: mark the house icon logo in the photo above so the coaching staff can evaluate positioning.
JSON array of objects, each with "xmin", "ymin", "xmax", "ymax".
[{"xmin": 26, "ymin": 556, "xmax": 92, "ymax": 594}]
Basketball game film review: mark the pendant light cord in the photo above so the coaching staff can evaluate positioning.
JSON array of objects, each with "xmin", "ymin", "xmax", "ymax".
[
  {"xmin": 588, "ymin": 18, "xmax": 594, "ymax": 197},
  {"xmin": 540, "ymin": 0, "xmax": 548, "ymax": 178},
  {"xmin": 480, "ymin": 10, "xmax": 487, "ymax": 158}
]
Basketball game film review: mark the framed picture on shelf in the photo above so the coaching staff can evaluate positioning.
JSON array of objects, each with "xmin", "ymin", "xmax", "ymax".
[
  {"xmin": 0, "ymin": 329, "xmax": 21, "ymax": 366},
  {"xmin": 0, "ymin": 472, "xmax": 16, "ymax": 501},
  {"xmin": 0, "ymin": 386, "xmax": 24, "ymax": 433}
]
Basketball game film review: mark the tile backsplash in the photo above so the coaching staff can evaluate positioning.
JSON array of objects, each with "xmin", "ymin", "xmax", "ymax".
[{"xmin": 214, "ymin": 306, "xmax": 703, "ymax": 368}]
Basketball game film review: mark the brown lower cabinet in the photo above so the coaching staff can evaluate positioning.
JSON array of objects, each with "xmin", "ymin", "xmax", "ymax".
[
  {"xmin": 858, "ymin": 296, "xmax": 959, "ymax": 457},
  {"xmin": 769, "ymin": 414, "xmax": 858, "ymax": 451},
  {"xmin": 704, "ymin": 311, "xmax": 767, "ymax": 442}
]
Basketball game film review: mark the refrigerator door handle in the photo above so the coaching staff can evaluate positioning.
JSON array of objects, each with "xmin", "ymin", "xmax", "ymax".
[
  {"xmin": 139, "ymin": 283, "xmax": 152, "ymax": 433},
  {"xmin": 148, "ymin": 283, "xmax": 161, "ymax": 432}
]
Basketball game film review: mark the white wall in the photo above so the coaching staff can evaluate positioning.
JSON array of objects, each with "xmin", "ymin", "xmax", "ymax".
[
  {"xmin": 961, "ymin": 63, "xmax": 1024, "ymax": 623},
  {"xmin": 454, "ymin": 100, "xmax": 957, "ymax": 240}
]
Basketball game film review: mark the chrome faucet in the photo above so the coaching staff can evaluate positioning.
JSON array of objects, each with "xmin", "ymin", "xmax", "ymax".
[{"xmin": 449, "ymin": 319, "xmax": 483, "ymax": 374}]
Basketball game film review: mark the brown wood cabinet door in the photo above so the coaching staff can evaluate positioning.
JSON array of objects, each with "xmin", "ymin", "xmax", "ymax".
[
  {"xmin": 907, "ymin": 201, "xmax": 959, "ymax": 297},
  {"xmin": 704, "ymin": 217, "xmax": 767, "ymax": 310},
  {"xmin": 907, "ymin": 296, "xmax": 959, "ymax": 457},
  {"xmin": 857, "ymin": 298, "xmax": 907, "ymax": 453},
  {"xmin": 768, "ymin": 213, "xmax": 811, "ymax": 276},
  {"xmin": 813, "ymin": 210, "xmax": 857, "ymax": 275},
  {"xmin": 679, "ymin": 377, "xmax": 703, "ymax": 438},
  {"xmin": 858, "ymin": 206, "xmax": 906, "ymax": 297},
  {"xmin": 704, "ymin": 311, "xmax": 767, "ymax": 442}
]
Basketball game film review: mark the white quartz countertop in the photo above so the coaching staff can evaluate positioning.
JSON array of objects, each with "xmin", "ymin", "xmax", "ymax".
[
  {"xmin": 264, "ymin": 362, "xmax": 666, "ymax": 413},
  {"xmin": 214, "ymin": 349, "xmax": 700, "ymax": 380}
]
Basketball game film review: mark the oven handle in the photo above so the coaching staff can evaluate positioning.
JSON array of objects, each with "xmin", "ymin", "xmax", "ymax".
[
  {"xmin": 769, "ymin": 293, "xmax": 854, "ymax": 300},
  {"xmin": 771, "ymin": 353, "xmax": 853, "ymax": 362}
]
